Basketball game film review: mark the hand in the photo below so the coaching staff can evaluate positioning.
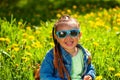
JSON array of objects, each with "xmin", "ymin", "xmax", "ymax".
[{"xmin": 83, "ymin": 75, "xmax": 92, "ymax": 80}]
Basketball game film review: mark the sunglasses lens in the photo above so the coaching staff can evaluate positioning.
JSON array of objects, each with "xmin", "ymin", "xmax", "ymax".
[
  {"xmin": 57, "ymin": 31, "xmax": 67, "ymax": 38},
  {"xmin": 70, "ymin": 30, "xmax": 79, "ymax": 37},
  {"xmin": 56, "ymin": 29, "xmax": 80, "ymax": 38}
]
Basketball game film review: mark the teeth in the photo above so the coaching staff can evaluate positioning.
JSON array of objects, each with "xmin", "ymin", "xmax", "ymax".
[{"xmin": 65, "ymin": 41, "xmax": 73, "ymax": 46}]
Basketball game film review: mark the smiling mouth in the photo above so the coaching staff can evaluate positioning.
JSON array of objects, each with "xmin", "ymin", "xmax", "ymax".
[{"xmin": 65, "ymin": 41, "xmax": 74, "ymax": 46}]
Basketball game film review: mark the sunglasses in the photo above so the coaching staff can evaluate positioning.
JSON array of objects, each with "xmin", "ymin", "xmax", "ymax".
[{"xmin": 56, "ymin": 29, "xmax": 80, "ymax": 38}]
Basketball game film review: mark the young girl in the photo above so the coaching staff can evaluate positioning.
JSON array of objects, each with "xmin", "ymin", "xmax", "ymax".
[{"xmin": 40, "ymin": 15, "xmax": 95, "ymax": 80}]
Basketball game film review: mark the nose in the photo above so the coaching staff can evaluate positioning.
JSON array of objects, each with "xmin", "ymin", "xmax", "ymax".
[{"xmin": 65, "ymin": 34, "xmax": 72, "ymax": 40}]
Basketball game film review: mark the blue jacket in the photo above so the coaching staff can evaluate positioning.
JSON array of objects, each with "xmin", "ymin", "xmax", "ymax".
[{"xmin": 40, "ymin": 44, "xmax": 95, "ymax": 80}]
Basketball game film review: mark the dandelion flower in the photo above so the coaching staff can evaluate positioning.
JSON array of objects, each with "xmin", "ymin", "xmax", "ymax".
[
  {"xmin": 5, "ymin": 38, "xmax": 10, "ymax": 44},
  {"xmin": 117, "ymin": 19, "xmax": 120, "ymax": 25},
  {"xmin": 12, "ymin": 44, "xmax": 19, "ymax": 48},
  {"xmin": 18, "ymin": 21, "xmax": 22, "ymax": 25},
  {"xmin": 29, "ymin": 35, "xmax": 35, "ymax": 41},
  {"xmin": 13, "ymin": 47, "xmax": 20, "ymax": 52},
  {"xmin": 73, "ymin": 5, "xmax": 77, "ymax": 9},
  {"xmin": 67, "ymin": 9, "xmax": 71, "ymax": 14},
  {"xmin": 115, "ymin": 73, "xmax": 120, "ymax": 77},
  {"xmin": 56, "ymin": 14, "xmax": 61, "ymax": 18},
  {"xmin": 108, "ymin": 67, "xmax": 115, "ymax": 71},
  {"xmin": 11, "ymin": 54, "xmax": 15, "ymax": 59},
  {"xmin": 25, "ymin": 45, "xmax": 31, "ymax": 50},
  {"xmin": 113, "ymin": 26, "xmax": 119, "ymax": 31},
  {"xmin": 96, "ymin": 75, "xmax": 102, "ymax": 80},
  {"xmin": 26, "ymin": 26, "xmax": 31, "ymax": 31},
  {"xmin": 22, "ymin": 33, "xmax": 28, "ymax": 38},
  {"xmin": 93, "ymin": 42, "xmax": 99, "ymax": 47},
  {"xmin": 15, "ymin": 64, "xmax": 19, "ymax": 67},
  {"xmin": 25, "ymin": 52, "xmax": 32, "ymax": 57},
  {"xmin": 50, "ymin": 42, "xmax": 54, "ymax": 47},
  {"xmin": 0, "ymin": 38, "xmax": 5, "ymax": 41}
]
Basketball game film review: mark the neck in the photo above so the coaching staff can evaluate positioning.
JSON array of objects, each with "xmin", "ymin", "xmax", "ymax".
[{"xmin": 65, "ymin": 47, "xmax": 78, "ymax": 56}]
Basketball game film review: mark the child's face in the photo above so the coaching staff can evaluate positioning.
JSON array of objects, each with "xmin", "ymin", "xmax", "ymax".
[{"xmin": 55, "ymin": 25, "xmax": 81, "ymax": 52}]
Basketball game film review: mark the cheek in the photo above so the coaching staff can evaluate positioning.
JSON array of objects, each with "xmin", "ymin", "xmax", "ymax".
[
  {"xmin": 75, "ymin": 38, "xmax": 79, "ymax": 42},
  {"xmin": 56, "ymin": 37, "xmax": 64, "ymax": 43}
]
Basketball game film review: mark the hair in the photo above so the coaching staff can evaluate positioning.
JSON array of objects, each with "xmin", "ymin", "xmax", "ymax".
[
  {"xmin": 54, "ymin": 15, "xmax": 80, "ymax": 30},
  {"xmin": 52, "ymin": 15, "xmax": 80, "ymax": 80}
]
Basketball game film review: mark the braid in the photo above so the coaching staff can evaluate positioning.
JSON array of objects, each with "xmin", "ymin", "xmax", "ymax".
[{"xmin": 52, "ymin": 27, "xmax": 71, "ymax": 80}]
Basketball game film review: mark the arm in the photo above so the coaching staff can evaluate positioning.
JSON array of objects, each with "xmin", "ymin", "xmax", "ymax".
[
  {"xmin": 84, "ymin": 49, "xmax": 96, "ymax": 80},
  {"xmin": 84, "ymin": 63, "xmax": 96, "ymax": 80},
  {"xmin": 40, "ymin": 50, "xmax": 62, "ymax": 80}
]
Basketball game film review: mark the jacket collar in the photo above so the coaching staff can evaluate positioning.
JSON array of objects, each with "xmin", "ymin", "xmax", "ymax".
[{"xmin": 59, "ymin": 44, "xmax": 88, "ymax": 64}]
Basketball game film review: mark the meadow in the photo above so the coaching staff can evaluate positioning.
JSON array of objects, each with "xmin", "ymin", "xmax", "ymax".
[{"xmin": 0, "ymin": 2, "xmax": 120, "ymax": 80}]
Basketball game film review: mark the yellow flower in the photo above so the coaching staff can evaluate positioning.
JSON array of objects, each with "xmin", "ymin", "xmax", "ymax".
[
  {"xmin": 25, "ymin": 45, "xmax": 31, "ymax": 50},
  {"xmin": 56, "ymin": 14, "xmax": 61, "ymax": 18},
  {"xmin": 97, "ymin": 12, "xmax": 102, "ymax": 17},
  {"xmin": 22, "ymin": 67, "xmax": 26, "ymax": 71},
  {"xmin": 22, "ymin": 33, "xmax": 28, "ymax": 38},
  {"xmin": 13, "ymin": 47, "xmax": 20, "ymax": 52},
  {"xmin": 96, "ymin": 76, "xmax": 102, "ymax": 80},
  {"xmin": 50, "ymin": 42, "xmax": 54, "ymax": 47},
  {"xmin": 117, "ymin": 13, "xmax": 120, "ymax": 18},
  {"xmin": 90, "ymin": 12, "xmax": 95, "ymax": 17},
  {"xmin": 73, "ymin": 5, "xmax": 77, "ymax": 9},
  {"xmin": 0, "ymin": 37, "xmax": 5, "ymax": 41},
  {"xmin": 95, "ymin": 19, "xmax": 105, "ymax": 27},
  {"xmin": 31, "ymin": 41, "xmax": 42, "ymax": 48},
  {"xmin": 15, "ymin": 64, "xmax": 19, "ymax": 67},
  {"xmin": 26, "ymin": 26, "xmax": 31, "ymax": 31},
  {"xmin": 11, "ymin": 54, "xmax": 15, "ymax": 59},
  {"xmin": 115, "ymin": 73, "xmax": 120, "ymax": 77},
  {"xmin": 105, "ymin": 26, "xmax": 110, "ymax": 30},
  {"xmin": 117, "ymin": 19, "xmax": 120, "ymax": 25},
  {"xmin": 12, "ymin": 44, "xmax": 19, "ymax": 48},
  {"xmin": 61, "ymin": 11, "xmax": 65, "ymax": 15},
  {"xmin": 108, "ymin": 67, "xmax": 115, "ymax": 71},
  {"xmin": 5, "ymin": 38, "xmax": 10, "ymax": 44},
  {"xmin": 67, "ymin": 9, "xmax": 71, "ymax": 14},
  {"xmin": 99, "ymin": 7, "xmax": 103, "ymax": 10},
  {"xmin": 28, "ymin": 35, "xmax": 35, "ymax": 41},
  {"xmin": 73, "ymin": 14, "xmax": 78, "ymax": 18},
  {"xmin": 113, "ymin": 8, "xmax": 117, "ymax": 12},
  {"xmin": 117, "ymin": 19, "xmax": 120, "ymax": 22},
  {"xmin": 103, "ymin": 9, "xmax": 108, "ymax": 16},
  {"xmin": 21, "ymin": 56, "xmax": 29, "ymax": 62},
  {"xmin": 6, "ymin": 47, "xmax": 11, "ymax": 51},
  {"xmin": 113, "ymin": 26, "xmax": 119, "ymax": 31},
  {"xmin": 89, "ymin": 21, "xmax": 96, "ymax": 28},
  {"xmin": 93, "ymin": 42, "xmax": 99, "ymax": 47},
  {"xmin": 18, "ymin": 21, "xmax": 22, "ymax": 25},
  {"xmin": 110, "ymin": 47, "xmax": 115, "ymax": 52},
  {"xmin": 35, "ymin": 30, "xmax": 40, "ymax": 35},
  {"xmin": 25, "ymin": 52, "xmax": 32, "ymax": 57},
  {"xmin": 22, "ymin": 39, "xmax": 27, "ymax": 43}
]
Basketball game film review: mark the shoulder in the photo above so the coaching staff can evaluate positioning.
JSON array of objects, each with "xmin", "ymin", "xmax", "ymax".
[
  {"xmin": 43, "ymin": 48, "xmax": 54, "ymax": 61},
  {"xmin": 40, "ymin": 48, "xmax": 54, "ymax": 68}
]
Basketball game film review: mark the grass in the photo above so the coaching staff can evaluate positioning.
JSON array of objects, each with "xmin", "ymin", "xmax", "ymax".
[{"xmin": 0, "ymin": 2, "xmax": 120, "ymax": 80}]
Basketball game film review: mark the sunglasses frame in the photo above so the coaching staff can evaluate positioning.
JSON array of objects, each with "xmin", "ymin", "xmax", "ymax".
[{"xmin": 56, "ymin": 29, "xmax": 80, "ymax": 38}]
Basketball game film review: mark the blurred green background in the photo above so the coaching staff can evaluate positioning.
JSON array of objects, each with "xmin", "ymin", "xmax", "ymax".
[{"xmin": 0, "ymin": 0, "xmax": 120, "ymax": 25}]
